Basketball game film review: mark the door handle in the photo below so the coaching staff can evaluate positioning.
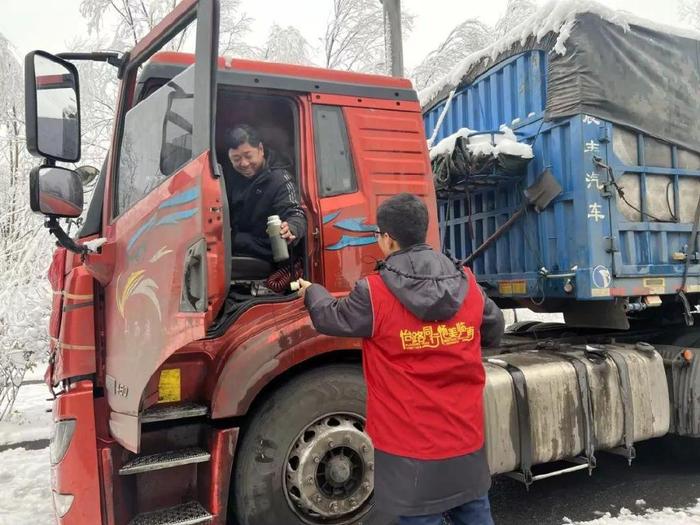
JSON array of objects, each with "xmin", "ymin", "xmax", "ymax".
[{"xmin": 180, "ymin": 238, "xmax": 208, "ymax": 312}]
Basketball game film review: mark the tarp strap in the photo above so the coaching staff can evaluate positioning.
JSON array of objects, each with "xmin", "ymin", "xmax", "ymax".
[
  {"xmin": 494, "ymin": 361, "xmax": 534, "ymax": 485},
  {"xmin": 543, "ymin": 351, "xmax": 597, "ymax": 470},
  {"xmin": 606, "ymin": 348, "xmax": 637, "ymax": 463}
]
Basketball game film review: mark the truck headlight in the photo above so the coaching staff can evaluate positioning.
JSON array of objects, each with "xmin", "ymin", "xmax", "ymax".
[
  {"xmin": 52, "ymin": 492, "xmax": 75, "ymax": 517},
  {"xmin": 50, "ymin": 419, "xmax": 76, "ymax": 465}
]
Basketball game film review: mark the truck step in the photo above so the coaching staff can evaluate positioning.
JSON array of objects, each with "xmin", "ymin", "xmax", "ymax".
[
  {"xmin": 120, "ymin": 447, "xmax": 211, "ymax": 475},
  {"xmin": 129, "ymin": 501, "xmax": 212, "ymax": 525},
  {"xmin": 141, "ymin": 402, "xmax": 208, "ymax": 424}
]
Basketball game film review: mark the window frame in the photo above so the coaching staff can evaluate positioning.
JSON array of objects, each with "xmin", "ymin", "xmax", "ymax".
[{"xmin": 312, "ymin": 104, "xmax": 358, "ymax": 198}]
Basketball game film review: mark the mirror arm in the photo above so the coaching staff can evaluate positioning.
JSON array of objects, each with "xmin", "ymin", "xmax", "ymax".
[
  {"xmin": 56, "ymin": 52, "xmax": 124, "ymax": 70},
  {"xmin": 45, "ymin": 217, "xmax": 89, "ymax": 258}
]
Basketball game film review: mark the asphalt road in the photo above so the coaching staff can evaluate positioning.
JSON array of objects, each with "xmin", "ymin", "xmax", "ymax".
[
  {"xmin": 4, "ymin": 431, "xmax": 697, "ymax": 524},
  {"xmin": 489, "ymin": 436, "xmax": 700, "ymax": 524}
]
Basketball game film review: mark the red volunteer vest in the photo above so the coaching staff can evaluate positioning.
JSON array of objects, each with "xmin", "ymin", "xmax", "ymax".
[{"xmin": 363, "ymin": 269, "xmax": 486, "ymax": 460}]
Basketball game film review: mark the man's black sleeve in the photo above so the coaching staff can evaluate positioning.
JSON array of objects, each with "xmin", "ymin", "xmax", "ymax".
[
  {"xmin": 480, "ymin": 288, "xmax": 505, "ymax": 348},
  {"xmin": 271, "ymin": 168, "xmax": 307, "ymax": 245},
  {"xmin": 304, "ymin": 280, "xmax": 373, "ymax": 338}
]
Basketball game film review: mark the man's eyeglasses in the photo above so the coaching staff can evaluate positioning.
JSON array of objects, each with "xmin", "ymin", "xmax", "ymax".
[{"xmin": 374, "ymin": 230, "xmax": 387, "ymax": 238}]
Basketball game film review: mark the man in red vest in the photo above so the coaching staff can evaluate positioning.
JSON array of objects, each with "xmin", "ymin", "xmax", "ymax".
[{"xmin": 298, "ymin": 193, "xmax": 504, "ymax": 525}]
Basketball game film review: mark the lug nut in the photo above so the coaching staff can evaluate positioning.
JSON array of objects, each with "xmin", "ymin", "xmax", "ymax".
[
  {"xmin": 306, "ymin": 476, "xmax": 314, "ymax": 484},
  {"xmin": 361, "ymin": 444, "xmax": 368, "ymax": 453},
  {"xmin": 313, "ymin": 455, "xmax": 321, "ymax": 463},
  {"xmin": 314, "ymin": 494, "xmax": 322, "ymax": 503},
  {"xmin": 349, "ymin": 498, "xmax": 357, "ymax": 507},
  {"xmin": 330, "ymin": 502, "xmax": 338, "ymax": 512},
  {"xmin": 368, "ymin": 462, "xmax": 374, "ymax": 471},
  {"xmin": 328, "ymin": 440, "xmax": 335, "ymax": 448}
]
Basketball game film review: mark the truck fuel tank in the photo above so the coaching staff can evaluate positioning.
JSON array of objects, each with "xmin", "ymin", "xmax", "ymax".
[{"xmin": 483, "ymin": 343, "xmax": 670, "ymax": 477}]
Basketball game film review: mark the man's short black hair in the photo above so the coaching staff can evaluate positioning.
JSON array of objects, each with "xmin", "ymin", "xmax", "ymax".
[
  {"xmin": 226, "ymin": 124, "xmax": 263, "ymax": 149},
  {"xmin": 377, "ymin": 193, "xmax": 429, "ymax": 249}
]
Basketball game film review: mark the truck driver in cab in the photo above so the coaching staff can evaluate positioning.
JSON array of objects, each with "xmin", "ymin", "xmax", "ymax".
[{"xmin": 224, "ymin": 125, "xmax": 307, "ymax": 263}]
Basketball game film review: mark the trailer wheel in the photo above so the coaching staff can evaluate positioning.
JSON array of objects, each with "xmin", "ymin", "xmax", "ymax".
[{"xmin": 233, "ymin": 364, "xmax": 393, "ymax": 525}]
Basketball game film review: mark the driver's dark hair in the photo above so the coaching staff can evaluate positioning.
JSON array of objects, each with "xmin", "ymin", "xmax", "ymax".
[
  {"xmin": 377, "ymin": 193, "xmax": 429, "ymax": 249},
  {"xmin": 227, "ymin": 124, "xmax": 262, "ymax": 149}
]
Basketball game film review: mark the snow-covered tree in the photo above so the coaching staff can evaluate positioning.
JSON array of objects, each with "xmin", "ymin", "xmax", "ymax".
[
  {"xmin": 79, "ymin": 0, "xmax": 256, "ymax": 56},
  {"xmin": 680, "ymin": 0, "xmax": 700, "ymax": 30},
  {"xmin": 411, "ymin": 0, "xmax": 537, "ymax": 91},
  {"xmin": 324, "ymin": 0, "xmax": 414, "ymax": 74},
  {"xmin": 74, "ymin": 0, "xmax": 258, "ymax": 165},
  {"xmin": 0, "ymin": 34, "xmax": 54, "ymax": 418},
  {"xmin": 494, "ymin": 0, "xmax": 537, "ymax": 38},
  {"xmin": 260, "ymin": 24, "xmax": 313, "ymax": 65},
  {"xmin": 412, "ymin": 19, "xmax": 491, "ymax": 91}
]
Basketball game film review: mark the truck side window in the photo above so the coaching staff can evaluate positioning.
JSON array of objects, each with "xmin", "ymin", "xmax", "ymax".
[
  {"xmin": 313, "ymin": 105, "xmax": 357, "ymax": 197},
  {"xmin": 114, "ymin": 66, "xmax": 194, "ymax": 216}
]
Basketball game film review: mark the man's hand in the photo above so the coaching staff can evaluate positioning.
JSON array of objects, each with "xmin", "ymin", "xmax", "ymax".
[
  {"xmin": 297, "ymin": 278, "xmax": 313, "ymax": 298},
  {"xmin": 280, "ymin": 221, "xmax": 296, "ymax": 243}
]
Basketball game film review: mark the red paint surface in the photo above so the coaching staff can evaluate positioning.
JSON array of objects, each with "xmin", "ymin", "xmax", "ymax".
[
  {"xmin": 152, "ymin": 51, "xmax": 413, "ymax": 91},
  {"xmin": 103, "ymin": 152, "xmax": 227, "ymax": 451},
  {"xmin": 52, "ymin": 381, "xmax": 102, "ymax": 525},
  {"xmin": 201, "ymin": 428, "xmax": 238, "ymax": 525},
  {"xmin": 54, "ymin": 267, "xmax": 97, "ymax": 384}
]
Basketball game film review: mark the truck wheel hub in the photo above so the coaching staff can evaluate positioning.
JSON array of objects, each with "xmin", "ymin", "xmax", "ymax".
[
  {"xmin": 285, "ymin": 414, "xmax": 374, "ymax": 521},
  {"xmin": 326, "ymin": 453, "xmax": 352, "ymax": 484}
]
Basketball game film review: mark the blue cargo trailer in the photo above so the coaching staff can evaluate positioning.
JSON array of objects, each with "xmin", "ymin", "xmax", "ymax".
[{"xmin": 423, "ymin": 10, "xmax": 700, "ymax": 328}]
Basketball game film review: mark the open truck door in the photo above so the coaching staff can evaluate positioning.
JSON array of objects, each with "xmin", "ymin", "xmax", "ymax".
[
  {"xmin": 25, "ymin": 0, "xmax": 227, "ymax": 453},
  {"xmin": 99, "ymin": 0, "xmax": 227, "ymax": 452}
]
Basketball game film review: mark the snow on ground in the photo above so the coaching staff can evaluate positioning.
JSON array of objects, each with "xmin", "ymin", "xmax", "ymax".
[
  {"xmin": 0, "ymin": 443, "xmax": 698, "ymax": 525},
  {"xmin": 0, "ymin": 379, "xmax": 52, "ymax": 446},
  {"xmin": 0, "ymin": 446, "xmax": 54, "ymax": 525},
  {"xmin": 562, "ymin": 500, "xmax": 700, "ymax": 524}
]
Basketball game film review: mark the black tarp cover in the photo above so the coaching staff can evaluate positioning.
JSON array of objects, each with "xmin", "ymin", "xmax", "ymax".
[{"xmin": 424, "ymin": 13, "xmax": 700, "ymax": 154}]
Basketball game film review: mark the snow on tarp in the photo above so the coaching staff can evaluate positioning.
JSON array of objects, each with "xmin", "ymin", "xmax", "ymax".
[
  {"xmin": 429, "ymin": 128, "xmax": 473, "ymax": 160},
  {"xmin": 419, "ymin": 0, "xmax": 700, "ymax": 109},
  {"xmin": 429, "ymin": 125, "xmax": 534, "ymax": 161},
  {"xmin": 420, "ymin": 0, "xmax": 700, "ymax": 154}
]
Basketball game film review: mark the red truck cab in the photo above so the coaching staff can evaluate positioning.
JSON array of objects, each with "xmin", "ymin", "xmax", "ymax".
[{"xmin": 26, "ymin": 1, "xmax": 435, "ymax": 523}]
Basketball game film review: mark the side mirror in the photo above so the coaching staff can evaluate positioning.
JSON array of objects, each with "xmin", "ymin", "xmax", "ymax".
[
  {"xmin": 25, "ymin": 51, "xmax": 81, "ymax": 162},
  {"xmin": 75, "ymin": 165, "xmax": 100, "ymax": 186},
  {"xmin": 30, "ymin": 166, "xmax": 84, "ymax": 218}
]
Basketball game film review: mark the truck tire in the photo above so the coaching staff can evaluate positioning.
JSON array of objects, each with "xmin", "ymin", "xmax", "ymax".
[{"xmin": 233, "ymin": 364, "xmax": 394, "ymax": 525}]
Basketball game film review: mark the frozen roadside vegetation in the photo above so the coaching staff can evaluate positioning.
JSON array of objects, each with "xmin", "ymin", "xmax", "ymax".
[
  {"xmin": 561, "ymin": 499, "xmax": 700, "ymax": 524},
  {"xmin": 0, "ymin": 379, "xmax": 52, "ymax": 446},
  {"xmin": 419, "ymin": 0, "xmax": 700, "ymax": 109}
]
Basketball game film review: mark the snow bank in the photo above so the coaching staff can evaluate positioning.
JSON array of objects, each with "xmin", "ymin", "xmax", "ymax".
[
  {"xmin": 0, "ymin": 382, "xmax": 52, "ymax": 446},
  {"xmin": 561, "ymin": 499, "xmax": 700, "ymax": 524},
  {"xmin": 419, "ymin": 0, "xmax": 700, "ymax": 109},
  {"xmin": 0, "ymin": 447, "xmax": 53, "ymax": 525}
]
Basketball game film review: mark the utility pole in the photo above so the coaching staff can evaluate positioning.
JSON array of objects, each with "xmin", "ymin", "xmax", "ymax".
[{"xmin": 381, "ymin": 0, "xmax": 404, "ymax": 77}]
